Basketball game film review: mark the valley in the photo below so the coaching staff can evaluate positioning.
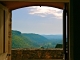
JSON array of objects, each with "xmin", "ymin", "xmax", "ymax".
[{"xmin": 12, "ymin": 30, "xmax": 63, "ymax": 49}]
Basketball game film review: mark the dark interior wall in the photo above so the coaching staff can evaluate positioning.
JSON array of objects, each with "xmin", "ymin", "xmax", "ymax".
[
  {"xmin": 70, "ymin": 0, "xmax": 80, "ymax": 60},
  {"xmin": 69, "ymin": 0, "xmax": 74, "ymax": 60}
]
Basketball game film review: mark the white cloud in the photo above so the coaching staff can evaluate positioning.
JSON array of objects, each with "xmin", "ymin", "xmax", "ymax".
[{"xmin": 27, "ymin": 6, "xmax": 63, "ymax": 19}]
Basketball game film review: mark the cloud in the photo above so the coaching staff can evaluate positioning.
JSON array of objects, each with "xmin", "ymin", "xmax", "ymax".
[{"xmin": 27, "ymin": 6, "xmax": 63, "ymax": 19}]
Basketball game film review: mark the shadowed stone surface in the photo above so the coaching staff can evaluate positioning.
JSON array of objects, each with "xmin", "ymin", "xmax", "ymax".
[{"xmin": 11, "ymin": 49, "xmax": 63, "ymax": 60}]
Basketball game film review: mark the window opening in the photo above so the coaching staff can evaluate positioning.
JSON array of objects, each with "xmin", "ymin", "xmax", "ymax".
[{"xmin": 12, "ymin": 6, "xmax": 64, "ymax": 59}]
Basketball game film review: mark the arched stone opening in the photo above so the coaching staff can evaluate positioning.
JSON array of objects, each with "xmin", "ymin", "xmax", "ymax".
[{"xmin": 1, "ymin": 2, "xmax": 72, "ymax": 60}]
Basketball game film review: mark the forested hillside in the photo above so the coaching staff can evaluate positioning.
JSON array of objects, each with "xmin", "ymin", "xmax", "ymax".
[
  {"xmin": 12, "ymin": 30, "xmax": 63, "ymax": 49},
  {"xmin": 22, "ymin": 33, "xmax": 49, "ymax": 46},
  {"xmin": 12, "ymin": 30, "xmax": 39, "ymax": 49}
]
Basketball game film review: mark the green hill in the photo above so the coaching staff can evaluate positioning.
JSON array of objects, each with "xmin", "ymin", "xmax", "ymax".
[
  {"xmin": 12, "ymin": 30, "xmax": 63, "ymax": 49},
  {"xmin": 12, "ymin": 30, "xmax": 39, "ymax": 49},
  {"xmin": 22, "ymin": 33, "xmax": 49, "ymax": 46}
]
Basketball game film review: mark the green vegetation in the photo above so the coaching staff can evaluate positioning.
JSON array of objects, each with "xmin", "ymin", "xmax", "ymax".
[
  {"xmin": 22, "ymin": 33, "xmax": 49, "ymax": 46},
  {"xmin": 12, "ymin": 30, "xmax": 39, "ymax": 49},
  {"xmin": 55, "ymin": 44, "xmax": 63, "ymax": 48},
  {"xmin": 12, "ymin": 30, "xmax": 63, "ymax": 49}
]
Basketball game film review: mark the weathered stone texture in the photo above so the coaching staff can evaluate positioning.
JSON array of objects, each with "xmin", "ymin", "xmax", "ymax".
[{"xmin": 11, "ymin": 49, "xmax": 63, "ymax": 60}]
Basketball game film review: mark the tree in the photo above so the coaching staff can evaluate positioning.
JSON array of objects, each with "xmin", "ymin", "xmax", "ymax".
[{"xmin": 55, "ymin": 44, "xmax": 63, "ymax": 48}]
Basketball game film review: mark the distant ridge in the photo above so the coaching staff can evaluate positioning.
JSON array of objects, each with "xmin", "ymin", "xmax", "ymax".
[
  {"xmin": 22, "ymin": 33, "xmax": 49, "ymax": 45},
  {"xmin": 42, "ymin": 35, "xmax": 63, "ymax": 39}
]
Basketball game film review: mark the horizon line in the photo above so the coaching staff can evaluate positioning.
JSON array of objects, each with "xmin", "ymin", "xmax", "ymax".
[{"xmin": 12, "ymin": 30, "xmax": 63, "ymax": 35}]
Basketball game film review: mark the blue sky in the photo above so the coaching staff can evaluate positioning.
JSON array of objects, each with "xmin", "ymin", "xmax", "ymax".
[{"xmin": 12, "ymin": 6, "xmax": 63, "ymax": 35}]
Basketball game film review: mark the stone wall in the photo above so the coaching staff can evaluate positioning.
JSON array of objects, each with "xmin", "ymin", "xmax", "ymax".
[{"xmin": 11, "ymin": 49, "xmax": 63, "ymax": 60}]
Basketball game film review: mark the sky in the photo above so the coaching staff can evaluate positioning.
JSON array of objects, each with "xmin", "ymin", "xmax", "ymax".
[{"xmin": 12, "ymin": 6, "xmax": 63, "ymax": 35}]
